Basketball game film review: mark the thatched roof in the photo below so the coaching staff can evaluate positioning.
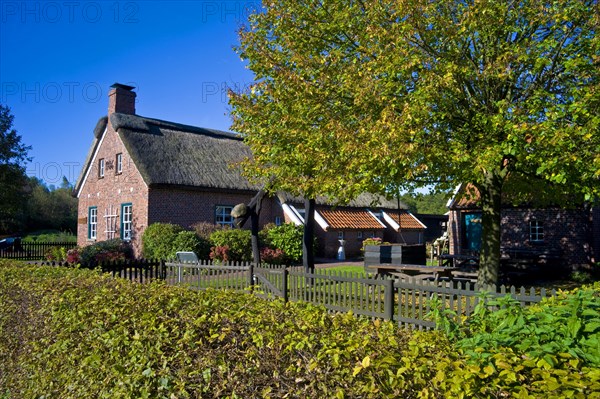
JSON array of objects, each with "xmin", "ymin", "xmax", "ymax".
[
  {"xmin": 277, "ymin": 192, "xmax": 408, "ymax": 210},
  {"xmin": 74, "ymin": 113, "xmax": 257, "ymax": 196},
  {"xmin": 111, "ymin": 113, "xmax": 255, "ymax": 191}
]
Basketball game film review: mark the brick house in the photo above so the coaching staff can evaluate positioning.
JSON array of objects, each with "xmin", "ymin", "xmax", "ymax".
[
  {"xmin": 446, "ymin": 183, "xmax": 600, "ymax": 268},
  {"xmin": 75, "ymin": 83, "xmax": 425, "ymax": 258}
]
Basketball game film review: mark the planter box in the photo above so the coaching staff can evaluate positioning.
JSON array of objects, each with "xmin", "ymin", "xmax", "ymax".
[{"xmin": 364, "ymin": 244, "xmax": 426, "ymax": 267}]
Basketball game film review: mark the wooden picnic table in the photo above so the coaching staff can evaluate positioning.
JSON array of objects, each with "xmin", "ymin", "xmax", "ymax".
[
  {"xmin": 366, "ymin": 264, "xmax": 460, "ymax": 282},
  {"xmin": 438, "ymin": 254, "xmax": 479, "ymax": 268}
]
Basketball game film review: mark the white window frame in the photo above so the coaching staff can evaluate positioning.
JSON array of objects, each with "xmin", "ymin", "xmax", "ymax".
[
  {"xmin": 215, "ymin": 205, "xmax": 234, "ymax": 227},
  {"xmin": 88, "ymin": 207, "xmax": 97, "ymax": 240},
  {"xmin": 529, "ymin": 220, "xmax": 544, "ymax": 242},
  {"xmin": 121, "ymin": 203, "xmax": 133, "ymax": 241},
  {"xmin": 337, "ymin": 231, "xmax": 345, "ymax": 240},
  {"xmin": 116, "ymin": 153, "xmax": 122, "ymax": 174},
  {"xmin": 275, "ymin": 216, "xmax": 282, "ymax": 226},
  {"xmin": 357, "ymin": 231, "xmax": 363, "ymax": 240},
  {"xmin": 99, "ymin": 158, "xmax": 105, "ymax": 178}
]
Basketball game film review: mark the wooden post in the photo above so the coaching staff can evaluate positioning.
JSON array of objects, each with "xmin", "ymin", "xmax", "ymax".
[
  {"xmin": 303, "ymin": 197, "xmax": 315, "ymax": 273},
  {"xmin": 248, "ymin": 262, "xmax": 255, "ymax": 289},
  {"xmin": 384, "ymin": 279, "xmax": 395, "ymax": 321},
  {"xmin": 282, "ymin": 267, "xmax": 289, "ymax": 303}
]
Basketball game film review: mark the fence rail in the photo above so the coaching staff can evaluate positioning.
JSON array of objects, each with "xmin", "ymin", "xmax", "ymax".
[
  {"xmin": 26, "ymin": 259, "xmax": 556, "ymax": 329},
  {"xmin": 0, "ymin": 241, "xmax": 76, "ymax": 260}
]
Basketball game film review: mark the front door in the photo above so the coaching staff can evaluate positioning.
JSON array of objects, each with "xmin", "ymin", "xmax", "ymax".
[{"xmin": 463, "ymin": 212, "xmax": 482, "ymax": 253}]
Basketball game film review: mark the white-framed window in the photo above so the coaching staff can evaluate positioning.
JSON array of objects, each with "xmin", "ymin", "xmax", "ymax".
[
  {"xmin": 121, "ymin": 203, "xmax": 132, "ymax": 240},
  {"xmin": 116, "ymin": 153, "xmax": 122, "ymax": 174},
  {"xmin": 275, "ymin": 216, "xmax": 282, "ymax": 226},
  {"xmin": 215, "ymin": 205, "xmax": 234, "ymax": 227},
  {"xmin": 98, "ymin": 158, "xmax": 105, "ymax": 178},
  {"xmin": 337, "ymin": 231, "xmax": 345, "ymax": 240},
  {"xmin": 357, "ymin": 231, "xmax": 363, "ymax": 240},
  {"xmin": 529, "ymin": 220, "xmax": 544, "ymax": 242},
  {"xmin": 88, "ymin": 207, "xmax": 97, "ymax": 240}
]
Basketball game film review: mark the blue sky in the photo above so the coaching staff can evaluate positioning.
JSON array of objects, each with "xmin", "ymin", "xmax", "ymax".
[{"xmin": 1, "ymin": 0, "xmax": 259, "ymax": 187}]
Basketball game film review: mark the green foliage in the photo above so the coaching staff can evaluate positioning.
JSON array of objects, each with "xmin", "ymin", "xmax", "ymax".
[
  {"xmin": 209, "ymin": 229, "xmax": 253, "ymax": 262},
  {"xmin": 24, "ymin": 177, "xmax": 77, "ymax": 234},
  {"xmin": 22, "ymin": 230, "xmax": 77, "ymax": 243},
  {"xmin": 0, "ymin": 105, "xmax": 31, "ymax": 234},
  {"xmin": 142, "ymin": 223, "xmax": 184, "ymax": 260},
  {"xmin": 262, "ymin": 223, "xmax": 304, "ymax": 264},
  {"xmin": 230, "ymin": 0, "xmax": 600, "ymax": 286},
  {"xmin": 1, "ymin": 261, "xmax": 599, "ymax": 398},
  {"xmin": 433, "ymin": 284, "xmax": 600, "ymax": 368},
  {"xmin": 79, "ymin": 239, "xmax": 133, "ymax": 265},
  {"xmin": 45, "ymin": 246, "xmax": 68, "ymax": 262},
  {"xmin": 399, "ymin": 192, "xmax": 450, "ymax": 215},
  {"xmin": 171, "ymin": 231, "xmax": 204, "ymax": 259}
]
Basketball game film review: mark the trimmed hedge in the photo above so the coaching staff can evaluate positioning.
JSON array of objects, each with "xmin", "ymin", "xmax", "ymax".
[{"xmin": 1, "ymin": 260, "xmax": 599, "ymax": 398}]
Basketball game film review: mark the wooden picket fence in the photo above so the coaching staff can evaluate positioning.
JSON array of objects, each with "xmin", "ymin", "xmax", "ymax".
[{"xmin": 163, "ymin": 262, "xmax": 556, "ymax": 329}]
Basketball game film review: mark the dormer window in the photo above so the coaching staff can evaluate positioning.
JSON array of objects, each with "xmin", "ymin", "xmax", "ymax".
[
  {"xmin": 98, "ymin": 158, "xmax": 105, "ymax": 178},
  {"xmin": 116, "ymin": 153, "xmax": 122, "ymax": 174}
]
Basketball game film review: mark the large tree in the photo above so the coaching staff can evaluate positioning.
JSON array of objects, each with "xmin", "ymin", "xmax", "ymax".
[
  {"xmin": 230, "ymin": 0, "xmax": 600, "ymax": 285},
  {"xmin": 0, "ymin": 105, "xmax": 31, "ymax": 234}
]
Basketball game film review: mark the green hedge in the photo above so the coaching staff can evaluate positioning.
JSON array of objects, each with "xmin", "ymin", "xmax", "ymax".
[{"xmin": 1, "ymin": 260, "xmax": 599, "ymax": 398}]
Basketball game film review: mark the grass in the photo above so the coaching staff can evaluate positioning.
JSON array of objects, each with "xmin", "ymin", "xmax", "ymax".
[{"xmin": 319, "ymin": 264, "xmax": 366, "ymax": 275}]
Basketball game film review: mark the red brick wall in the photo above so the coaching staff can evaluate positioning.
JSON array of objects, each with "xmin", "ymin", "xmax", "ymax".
[
  {"xmin": 448, "ymin": 207, "xmax": 594, "ymax": 266},
  {"xmin": 501, "ymin": 208, "xmax": 593, "ymax": 266},
  {"xmin": 76, "ymin": 119, "xmax": 149, "ymax": 256},
  {"xmin": 147, "ymin": 188, "xmax": 283, "ymax": 229}
]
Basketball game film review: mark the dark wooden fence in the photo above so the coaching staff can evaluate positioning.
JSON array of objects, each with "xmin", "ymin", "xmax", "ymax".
[
  {"xmin": 163, "ymin": 262, "xmax": 555, "ymax": 329},
  {"xmin": 27, "ymin": 259, "xmax": 166, "ymax": 284},
  {"xmin": 0, "ymin": 241, "xmax": 77, "ymax": 260},
  {"xmin": 18, "ymin": 259, "xmax": 557, "ymax": 329}
]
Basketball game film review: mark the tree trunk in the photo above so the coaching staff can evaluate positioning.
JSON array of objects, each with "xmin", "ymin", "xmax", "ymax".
[
  {"xmin": 477, "ymin": 171, "xmax": 503, "ymax": 287},
  {"xmin": 250, "ymin": 210, "xmax": 261, "ymax": 266},
  {"xmin": 303, "ymin": 198, "xmax": 315, "ymax": 273}
]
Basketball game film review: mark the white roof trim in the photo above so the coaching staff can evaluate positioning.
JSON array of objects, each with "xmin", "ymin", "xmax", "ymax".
[
  {"xmin": 281, "ymin": 203, "xmax": 303, "ymax": 225},
  {"xmin": 382, "ymin": 210, "xmax": 427, "ymax": 231},
  {"xmin": 367, "ymin": 210, "xmax": 387, "ymax": 228},
  {"xmin": 446, "ymin": 184, "xmax": 463, "ymax": 209},
  {"xmin": 76, "ymin": 126, "xmax": 107, "ymax": 198},
  {"xmin": 382, "ymin": 211, "xmax": 400, "ymax": 231},
  {"xmin": 407, "ymin": 211, "xmax": 428, "ymax": 229},
  {"xmin": 314, "ymin": 210, "xmax": 330, "ymax": 231}
]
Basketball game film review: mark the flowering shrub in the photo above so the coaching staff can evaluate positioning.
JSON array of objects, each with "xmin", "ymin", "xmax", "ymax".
[
  {"xmin": 66, "ymin": 248, "xmax": 80, "ymax": 264},
  {"xmin": 260, "ymin": 247, "xmax": 286, "ymax": 265},
  {"xmin": 209, "ymin": 245, "xmax": 230, "ymax": 264},
  {"xmin": 79, "ymin": 239, "xmax": 133, "ymax": 265},
  {"xmin": 361, "ymin": 237, "xmax": 388, "ymax": 254}
]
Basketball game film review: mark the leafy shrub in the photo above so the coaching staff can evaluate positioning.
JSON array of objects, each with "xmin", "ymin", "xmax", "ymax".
[
  {"xmin": 209, "ymin": 245, "xmax": 230, "ymax": 263},
  {"xmin": 191, "ymin": 222, "xmax": 223, "ymax": 240},
  {"xmin": 44, "ymin": 246, "xmax": 67, "ymax": 261},
  {"xmin": 1, "ymin": 261, "xmax": 599, "ymax": 398},
  {"xmin": 66, "ymin": 248, "xmax": 80, "ymax": 264},
  {"xmin": 432, "ymin": 283, "xmax": 600, "ymax": 368},
  {"xmin": 209, "ymin": 229, "xmax": 252, "ymax": 262},
  {"xmin": 79, "ymin": 239, "xmax": 133, "ymax": 265},
  {"xmin": 171, "ymin": 231, "xmax": 204, "ymax": 259},
  {"xmin": 263, "ymin": 223, "xmax": 305, "ymax": 264},
  {"xmin": 142, "ymin": 223, "xmax": 184, "ymax": 260}
]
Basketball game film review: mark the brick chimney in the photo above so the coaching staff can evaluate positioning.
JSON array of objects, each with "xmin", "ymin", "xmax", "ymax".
[{"xmin": 108, "ymin": 83, "xmax": 136, "ymax": 115}]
